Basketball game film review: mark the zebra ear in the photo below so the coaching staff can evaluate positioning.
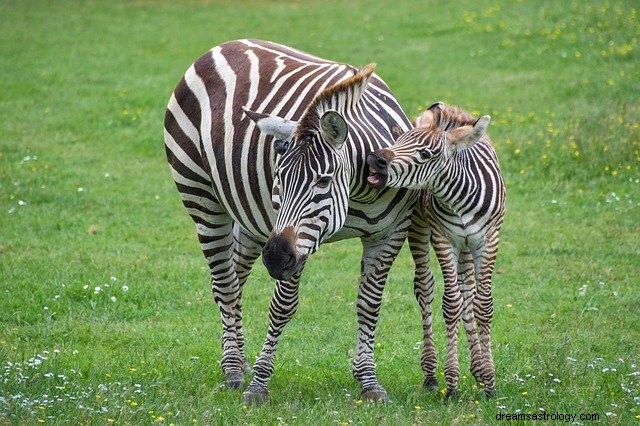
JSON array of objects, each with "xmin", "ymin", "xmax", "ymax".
[
  {"xmin": 414, "ymin": 101, "xmax": 443, "ymax": 128},
  {"xmin": 244, "ymin": 107, "xmax": 298, "ymax": 141},
  {"xmin": 447, "ymin": 115, "xmax": 491, "ymax": 152},
  {"xmin": 319, "ymin": 110, "xmax": 348, "ymax": 148}
]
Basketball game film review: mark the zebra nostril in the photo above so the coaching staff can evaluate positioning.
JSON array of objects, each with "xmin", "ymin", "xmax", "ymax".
[{"xmin": 375, "ymin": 156, "xmax": 388, "ymax": 169}]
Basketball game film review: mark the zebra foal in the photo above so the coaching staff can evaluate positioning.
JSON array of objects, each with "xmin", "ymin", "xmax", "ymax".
[
  {"xmin": 367, "ymin": 102, "xmax": 506, "ymax": 397},
  {"xmin": 164, "ymin": 39, "xmax": 433, "ymax": 403}
]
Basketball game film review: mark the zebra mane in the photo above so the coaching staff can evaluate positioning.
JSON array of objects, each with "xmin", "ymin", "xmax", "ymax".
[{"xmin": 297, "ymin": 63, "xmax": 376, "ymax": 137}]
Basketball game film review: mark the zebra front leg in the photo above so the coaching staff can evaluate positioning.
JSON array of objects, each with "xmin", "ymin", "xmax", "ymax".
[
  {"xmin": 433, "ymin": 233, "xmax": 463, "ymax": 398},
  {"xmin": 243, "ymin": 273, "xmax": 302, "ymax": 404},
  {"xmin": 198, "ymin": 222, "xmax": 245, "ymax": 389},
  {"xmin": 232, "ymin": 225, "xmax": 265, "ymax": 380},
  {"xmin": 353, "ymin": 236, "xmax": 405, "ymax": 402},
  {"xmin": 457, "ymin": 251, "xmax": 486, "ymax": 392},
  {"xmin": 473, "ymin": 231, "xmax": 500, "ymax": 396},
  {"xmin": 408, "ymin": 207, "xmax": 438, "ymax": 391}
]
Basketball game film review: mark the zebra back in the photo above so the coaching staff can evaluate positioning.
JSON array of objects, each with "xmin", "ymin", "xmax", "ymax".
[{"xmin": 165, "ymin": 39, "xmax": 414, "ymax": 243}]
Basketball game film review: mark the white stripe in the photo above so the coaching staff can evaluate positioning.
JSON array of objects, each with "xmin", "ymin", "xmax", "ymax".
[
  {"xmin": 164, "ymin": 129, "xmax": 209, "ymax": 181},
  {"xmin": 183, "ymin": 61, "xmax": 217, "ymax": 186},
  {"xmin": 166, "ymin": 93, "xmax": 201, "ymax": 154}
]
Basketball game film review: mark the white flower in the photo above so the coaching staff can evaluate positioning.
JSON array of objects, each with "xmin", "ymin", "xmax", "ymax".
[
  {"xmin": 110, "ymin": 296, "xmax": 117, "ymax": 302},
  {"xmin": 121, "ymin": 285, "xmax": 129, "ymax": 292}
]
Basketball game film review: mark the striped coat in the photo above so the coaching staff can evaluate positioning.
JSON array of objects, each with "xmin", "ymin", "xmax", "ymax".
[
  {"xmin": 164, "ymin": 40, "xmax": 433, "ymax": 402},
  {"xmin": 367, "ymin": 102, "xmax": 506, "ymax": 397}
]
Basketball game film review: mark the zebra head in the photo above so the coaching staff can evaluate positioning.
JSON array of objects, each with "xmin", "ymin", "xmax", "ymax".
[
  {"xmin": 245, "ymin": 65, "xmax": 375, "ymax": 281},
  {"xmin": 367, "ymin": 102, "xmax": 491, "ymax": 190}
]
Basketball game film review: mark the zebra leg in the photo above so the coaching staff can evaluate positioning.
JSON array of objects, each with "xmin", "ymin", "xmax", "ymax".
[
  {"xmin": 231, "ymin": 225, "xmax": 264, "ymax": 381},
  {"xmin": 473, "ymin": 230, "xmax": 500, "ymax": 397},
  {"xmin": 353, "ymin": 235, "xmax": 405, "ymax": 402},
  {"xmin": 432, "ymin": 232, "xmax": 463, "ymax": 398},
  {"xmin": 195, "ymin": 217, "xmax": 245, "ymax": 389},
  {"xmin": 457, "ymin": 251, "xmax": 485, "ymax": 391},
  {"xmin": 408, "ymin": 206, "xmax": 438, "ymax": 392},
  {"xmin": 243, "ymin": 271, "xmax": 303, "ymax": 404},
  {"xmin": 168, "ymin": 164, "xmax": 245, "ymax": 389}
]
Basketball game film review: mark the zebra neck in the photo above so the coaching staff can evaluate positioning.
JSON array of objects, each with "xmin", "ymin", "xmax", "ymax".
[{"xmin": 430, "ymin": 160, "xmax": 480, "ymax": 214}]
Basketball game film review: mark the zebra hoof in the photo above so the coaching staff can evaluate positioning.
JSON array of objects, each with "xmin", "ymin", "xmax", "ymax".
[
  {"xmin": 224, "ymin": 372, "xmax": 245, "ymax": 389},
  {"xmin": 242, "ymin": 385, "xmax": 269, "ymax": 405},
  {"xmin": 445, "ymin": 388, "xmax": 459, "ymax": 400},
  {"xmin": 361, "ymin": 386, "xmax": 389, "ymax": 403},
  {"xmin": 423, "ymin": 376, "xmax": 439, "ymax": 392}
]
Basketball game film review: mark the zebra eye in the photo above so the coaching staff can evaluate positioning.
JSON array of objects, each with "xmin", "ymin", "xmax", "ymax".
[
  {"xmin": 316, "ymin": 175, "xmax": 332, "ymax": 188},
  {"xmin": 418, "ymin": 148, "xmax": 433, "ymax": 160}
]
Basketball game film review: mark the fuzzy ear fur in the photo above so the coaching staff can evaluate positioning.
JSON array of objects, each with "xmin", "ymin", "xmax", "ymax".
[
  {"xmin": 413, "ymin": 101, "xmax": 444, "ymax": 128},
  {"xmin": 243, "ymin": 107, "xmax": 298, "ymax": 141},
  {"xmin": 447, "ymin": 115, "xmax": 491, "ymax": 152},
  {"xmin": 319, "ymin": 110, "xmax": 348, "ymax": 148}
]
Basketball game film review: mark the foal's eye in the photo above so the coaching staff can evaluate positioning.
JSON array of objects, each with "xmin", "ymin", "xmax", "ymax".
[
  {"xmin": 316, "ymin": 175, "xmax": 332, "ymax": 188},
  {"xmin": 418, "ymin": 148, "xmax": 433, "ymax": 160}
]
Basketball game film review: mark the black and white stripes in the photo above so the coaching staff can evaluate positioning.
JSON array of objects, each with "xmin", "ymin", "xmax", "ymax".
[
  {"xmin": 164, "ymin": 39, "xmax": 429, "ymax": 403},
  {"xmin": 367, "ymin": 101, "xmax": 506, "ymax": 396}
]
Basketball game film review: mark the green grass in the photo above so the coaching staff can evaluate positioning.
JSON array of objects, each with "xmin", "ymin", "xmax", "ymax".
[{"xmin": 1, "ymin": 0, "xmax": 638, "ymax": 424}]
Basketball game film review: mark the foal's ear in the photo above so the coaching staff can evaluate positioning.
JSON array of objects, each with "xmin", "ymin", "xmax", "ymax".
[
  {"xmin": 414, "ymin": 101, "xmax": 444, "ymax": 128},
  {"xmin": 446, "ymin": 115, "xmax": 491, "ymax": 152},
  {"xmin": 244, "ymin": 107, "xmax": 298, "ymax": 141}
]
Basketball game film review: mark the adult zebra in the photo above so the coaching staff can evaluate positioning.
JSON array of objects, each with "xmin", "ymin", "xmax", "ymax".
[
  {"xmin": 367, "ymin": 102, "xmax": 506, "ymax": 397},
  {"xmin": 164, "ymin": 39, "xmax": 435, "ymax": 403}
]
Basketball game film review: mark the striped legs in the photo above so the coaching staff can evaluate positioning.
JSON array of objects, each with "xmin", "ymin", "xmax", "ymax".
[
  {"xmin": 432, "ymin": 227, "xmax": 499, "ymax": 397},
  {"xmin": 432, "ymin": 230, "xmax": 480, "ymax": 397},
  {"xmin": 231, "ymin": 225, "xmax": 264, "ymax": 383},
  {"xmin": 195, "ymin": 215, "xmax": 245, "ymax": 388},
  {"xmin": 408, "ymin": 207, "xmax": 438, "ymax": 391},
  {"xmin": 458, "ymin": 251, "xmax": 486, "ymax": 394},
  {"xmin": 353, "ymin": 232, "xmax": 406, "ymax": 402},
  {"xmin": 243, "ymin": 271, "xmax": 303, "ymax": 403},
  {"xmin": 472, "ymin": 228, "xmax": 501, "ymax": 396}
]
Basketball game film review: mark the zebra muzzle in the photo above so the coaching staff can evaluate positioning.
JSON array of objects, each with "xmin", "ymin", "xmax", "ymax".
[
  {"xmin": 262, "ymin": 230, "xmax": 302, "ymax": 281},
  {"xmin": 366, "ymin": 151, "xmax": 390, "ymax": 189}
]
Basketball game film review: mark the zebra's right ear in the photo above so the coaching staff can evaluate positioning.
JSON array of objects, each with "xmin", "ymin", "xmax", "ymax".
[{"xmin": 244, "ymin": 107, "xmax": 299, "ymax": 141}]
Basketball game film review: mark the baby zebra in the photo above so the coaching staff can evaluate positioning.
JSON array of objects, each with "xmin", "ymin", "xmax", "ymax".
[{"xmin": 367, "ymin": 102, "xmax": 506, "ymax": 397}]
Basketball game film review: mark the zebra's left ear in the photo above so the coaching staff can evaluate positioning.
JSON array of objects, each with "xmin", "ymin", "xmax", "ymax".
[
  {"xmin": 320, "ymin": 110, "xmax": 348, "ymax": 149},
  {"xmin": 244, "ymin": 107, "xmax": 298, "ymax": 141},
  {"xmin": 446, "ymin": 115, "xmax": 491, "ymax": 153}
]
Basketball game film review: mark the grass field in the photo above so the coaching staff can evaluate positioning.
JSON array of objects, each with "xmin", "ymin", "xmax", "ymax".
[{"xmin": 1, "ymin": 0, "xmax": 639, "ymax": 424}]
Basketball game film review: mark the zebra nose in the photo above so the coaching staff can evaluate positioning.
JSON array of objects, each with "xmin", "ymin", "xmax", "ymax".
[
  {"xmin": 367, "ymin": 150, "xmax": 393, "ymax": 171},
  {"xmin": 262, "ymin": 231, "xmax": 297, "ymax": 281},
  {"xmin": 374, "ymin": 155, "xmax": 388, "ymax": 169}
]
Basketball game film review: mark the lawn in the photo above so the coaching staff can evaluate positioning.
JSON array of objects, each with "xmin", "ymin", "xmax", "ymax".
[{"xmin": 1, "ymin": 0, "xmax": 638, "ymax": 424}]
